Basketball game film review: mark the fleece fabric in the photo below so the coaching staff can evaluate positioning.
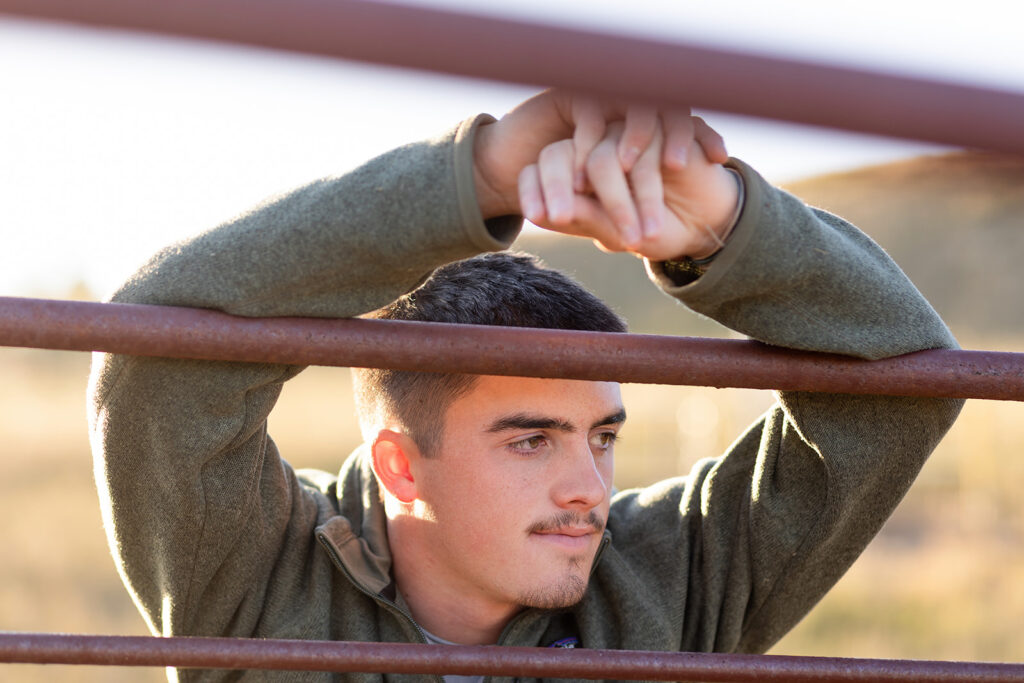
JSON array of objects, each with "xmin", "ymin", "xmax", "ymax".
[{"xmin": 88, "ymin": 115, "xmax": 962, "ymax": 682}]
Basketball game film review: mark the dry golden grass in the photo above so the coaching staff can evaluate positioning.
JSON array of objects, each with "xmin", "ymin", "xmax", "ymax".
[
  {"xmin": 0, "ymin": 349, "xmax": 163, "ymax": 682},
  {"xmin": 1, "ymin": 344, "xmax": 1022, "ymax": 682}
]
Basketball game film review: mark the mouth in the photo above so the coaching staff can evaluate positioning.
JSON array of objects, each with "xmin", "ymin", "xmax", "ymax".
[
  {"xmin": 530, "ymin": 527, "xmax": 599, "ymax": 551},
  {"xmin": 527, "ymin": 510, "xmax": 606, "ymax": 551},
  {"xmin": 546, "ymin": 526, "xmax": 593, "ymax": 537}
]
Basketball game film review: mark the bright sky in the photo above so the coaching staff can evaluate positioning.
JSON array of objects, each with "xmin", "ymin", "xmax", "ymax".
[{"xmin": 2, "ymin": 0, "xmax": 1022, "ymax": 298}]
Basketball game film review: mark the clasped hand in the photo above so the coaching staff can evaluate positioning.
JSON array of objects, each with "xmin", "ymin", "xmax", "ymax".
[
  {"xmin": 521, "ymin": 114, "xmax": 742, "ymax": 262},
  {"xmin": 526, "ymin": 105, "xmax": 743, "ymax": 264},
  {"xmin": 475, "ymin": 91, "xmax": 742, "ymax": 262}
]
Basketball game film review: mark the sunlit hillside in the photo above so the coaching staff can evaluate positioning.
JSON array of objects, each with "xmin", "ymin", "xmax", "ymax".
[{"xmin": 2, "ymin": 152, "xmax": 1023, "ymax": 681}]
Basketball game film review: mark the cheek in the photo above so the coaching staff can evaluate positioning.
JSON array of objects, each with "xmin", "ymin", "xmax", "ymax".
[
  {"xmin": 423, "ymin": 462, "xmax": 526, "ymax": 542},
  {"xmin": 589, "ymin": 451, "xmax": 614, "ymax": 491}
]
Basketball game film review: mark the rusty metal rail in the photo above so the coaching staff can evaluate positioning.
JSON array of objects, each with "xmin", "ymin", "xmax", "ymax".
[
  {"xmin": 2, "ymin": 296, "xmax": 1023, "ymax": 401},
  {"xmin": 3, "ymin": 0, "xmax": 1024, "ymax": 154},
  {"xmin": 3, "ymin": 633, "xmax": 1023, "ymax": 682},
  {"xmin": 3, "ymin": 2, "xmax": 1024, "ymax": 681}
]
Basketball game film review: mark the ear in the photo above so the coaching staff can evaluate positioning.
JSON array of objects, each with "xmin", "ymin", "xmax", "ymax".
[{"xmin": 370, "ymin": 429, "xmax": 422, "ymax": 504}]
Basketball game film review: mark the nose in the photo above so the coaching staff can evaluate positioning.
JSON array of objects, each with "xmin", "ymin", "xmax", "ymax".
[{"xmin": 551, "ymin": 439, "xmax": 609, "ymax": 511}]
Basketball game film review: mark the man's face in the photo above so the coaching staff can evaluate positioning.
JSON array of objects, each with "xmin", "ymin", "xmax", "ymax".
[{"xmin": 410, "ymin": 375, "xmax": 623, "ymax": 616}]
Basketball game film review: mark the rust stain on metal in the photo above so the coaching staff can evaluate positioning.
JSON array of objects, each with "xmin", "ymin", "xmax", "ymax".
[
  {"xmin": 1, "ymin": 0, "xmax": 1024, "ymax": 153},
  {"xmin": 2, "ymin": 297, "xmax": 1023, "ymax": 401},
  {"xmin": 2, "ymin": 632, "xmax": 1023, "ymax": 681}
]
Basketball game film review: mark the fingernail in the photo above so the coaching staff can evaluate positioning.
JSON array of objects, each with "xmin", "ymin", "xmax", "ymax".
[
  {"xmin": 670, "ymin": 146, "xmax": 688, "ymax": 167},
  {"xmin": 644, "ymin": 215, "xmax": 661, "ymax": 238},
  {"xmin": 622, "ymin": 222, "xmax": 640, "ymax": 245},
  {"xmin": 522, "ymin": 198, "xmax": 543, "ymax": 222},
  {"xmin": 548, "ymin": 198, "xmax": 570, "ymax": 222}
]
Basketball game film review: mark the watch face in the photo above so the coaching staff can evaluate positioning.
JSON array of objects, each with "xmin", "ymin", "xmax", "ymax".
[{"xmin": 662, "ymin": 258, "xmax": 707, "ymax": 285}]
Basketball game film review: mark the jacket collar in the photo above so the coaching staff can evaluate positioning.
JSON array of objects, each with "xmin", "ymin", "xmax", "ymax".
[{"xmin": 315, "ymin": 446, "xmax": 394, "ymax": 596}]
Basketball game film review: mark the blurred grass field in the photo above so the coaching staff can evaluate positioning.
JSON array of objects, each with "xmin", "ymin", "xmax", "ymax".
[
  {"xmin": 4, "ymin": 151, "xmax": 1024, "ymax": 679},
  {"xmin": 1, "ymin": 344, "xmax": 1021, "ymax": 682}
]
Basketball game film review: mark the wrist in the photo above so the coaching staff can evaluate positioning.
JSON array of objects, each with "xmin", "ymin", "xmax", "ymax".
[
  {"xmin": 687, "ymin": 166, "xmax": 744, "ymax": 261},
  {"xmin": 472, "ymin": 120, "xmax": 519, "ymax": 219},
  {"xmin": 659, "ymin": 167, "xmax": 744, "ymax": 284}
]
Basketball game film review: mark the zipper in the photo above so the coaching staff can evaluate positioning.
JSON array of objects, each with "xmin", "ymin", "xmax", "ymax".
[
  {"xmin": 591, "ymin": 532, "xmax": 611, "ymax": 577},
  {"xmin": 315, "ymin": 531, "xmax": 444, "ymax": 683}
]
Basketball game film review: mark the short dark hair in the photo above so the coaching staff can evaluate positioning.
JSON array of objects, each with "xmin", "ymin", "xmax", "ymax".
[{"xmin": 353, "ymin": 251, "xmax": 627, "ymax": 456}]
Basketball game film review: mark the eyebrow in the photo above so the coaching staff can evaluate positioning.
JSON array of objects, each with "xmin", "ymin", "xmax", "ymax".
[{"xmin": 485, "ymin": 408, "xmax": 627, "ymax": 434}]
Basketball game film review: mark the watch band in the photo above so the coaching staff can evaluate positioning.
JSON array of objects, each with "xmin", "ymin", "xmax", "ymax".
[{"xmin": 659, "ymin": 167, "xmax": 745, "ymax": 286}]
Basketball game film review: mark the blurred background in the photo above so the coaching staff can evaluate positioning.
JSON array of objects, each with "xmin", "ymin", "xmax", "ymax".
[{"xmin": 2, "ymin": 1, "xmax": 1023, "ymax": 680}]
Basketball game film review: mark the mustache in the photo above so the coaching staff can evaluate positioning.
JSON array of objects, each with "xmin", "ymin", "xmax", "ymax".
[{"xmin": 527, "ymin": 509, "xmax": 606, "ymax": 535}]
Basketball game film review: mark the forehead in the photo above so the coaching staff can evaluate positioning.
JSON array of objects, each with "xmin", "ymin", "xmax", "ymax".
[{"xmin": 445, "ymin": 375, "xmax": 623, "ymax": 427}]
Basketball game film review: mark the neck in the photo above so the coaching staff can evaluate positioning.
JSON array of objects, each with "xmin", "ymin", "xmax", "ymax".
[{"xmin": 387, "ymin": 517, "xmax": 520, "ymax": 645}]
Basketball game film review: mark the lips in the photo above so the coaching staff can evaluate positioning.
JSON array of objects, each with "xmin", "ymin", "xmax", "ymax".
[
  {"xmin": 540, "ymin": 527, "xmax": 593, "ymax": 537},
  {"xmin": 526, "ymin": 511, "xmax": 606, "ymax": 537},
  {"xmin": 530, "ymin": 526, "xmax": 600, "ymax": 551}
]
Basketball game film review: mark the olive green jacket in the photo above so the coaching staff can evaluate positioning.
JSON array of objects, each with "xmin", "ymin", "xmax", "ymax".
[{"xmin": 88, "ymin": 115, "xmax": 962, "ymax": 682}]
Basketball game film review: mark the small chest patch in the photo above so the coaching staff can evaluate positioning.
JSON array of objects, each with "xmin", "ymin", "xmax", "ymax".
[{"xmin": 546, "ymin": 637, "xmax": 580, "ymax": 649}]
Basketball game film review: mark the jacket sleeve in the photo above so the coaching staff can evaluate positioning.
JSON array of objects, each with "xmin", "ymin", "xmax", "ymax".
[
  {"xmin": 603, "ymin": 159, "xmax": 962, "ymax": 654},
  {"xmin": 87, "ymin": 116, "xmax": 519, "ymax": 638}
]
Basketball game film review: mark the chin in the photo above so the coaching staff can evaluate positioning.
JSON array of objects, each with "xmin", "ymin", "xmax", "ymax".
[{"xmin": 515, "ymin": 571, "xmax": 589, "ymax": 611}]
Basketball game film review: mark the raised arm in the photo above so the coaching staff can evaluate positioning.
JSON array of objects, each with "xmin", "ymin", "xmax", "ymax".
[
  {"xmin": 87, "ymin": 116, "xmax": 515, "ymax": 637},
  {"xmin": 521, "ymin": 122, "xmax": 962, "ymax": 653},
  {"xmin": 651, "ymin": 158, "xmax": 961, "ymax": 653},
  {"xmin": 88, "ymin": 92, "xmax": 719, "ymax": 640}
]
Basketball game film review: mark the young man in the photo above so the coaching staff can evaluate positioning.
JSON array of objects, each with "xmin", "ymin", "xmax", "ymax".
[{"xmin": 89, "ymin": 90, "xmax": 961, "ymax": 681}]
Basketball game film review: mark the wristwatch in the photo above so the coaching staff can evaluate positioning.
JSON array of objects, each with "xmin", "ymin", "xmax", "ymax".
[
  {"xmin": 660, "ymin": 253, "xmax": 718, "ymax": 285},
  {"xmin": 658, "ymin": 167, "xmax": 745, "ymax": 286}
]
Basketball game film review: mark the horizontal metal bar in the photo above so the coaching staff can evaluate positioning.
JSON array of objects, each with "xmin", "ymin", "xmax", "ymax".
[
  {"xmin": 2, "ymin": 297, "xmax": 1022, "ymax": 401},
  {"xmin": 2, "ymin": 632, "xmax": 1022, "ymax": 681},
  {"xmin": 3, "ymin": 0, "xmax": 1024, "ymax": 153}
]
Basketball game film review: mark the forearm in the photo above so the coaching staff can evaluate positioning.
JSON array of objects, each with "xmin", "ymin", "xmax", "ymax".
[
  {"xmin": 88, "ymin": 115, "xmax": 520, "ymax": 633},
  {"xmin": 649, "ymin": 158, "xmax": 958, "ymax": 358},
  {"xmin": 638, "ymin": 160, "xmax": 962, "ymax": 653},
  {"xmin": 111, "ymin": 115, "xmax": 517, "ymax": 317}
]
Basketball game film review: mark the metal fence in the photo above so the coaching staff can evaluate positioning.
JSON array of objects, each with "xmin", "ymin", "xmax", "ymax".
[
  {"xmin": 3, "ymin": 633, "xmax": 1023, "ymax": 682},
  {"xmin": 2, "ymin": 0, "xmax": 1023, "ymax": 680}
]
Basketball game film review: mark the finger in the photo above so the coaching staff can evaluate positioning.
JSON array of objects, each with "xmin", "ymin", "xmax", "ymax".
[
  {"xmin": 536, "ymin": 139, "xmax": 577, "ymax": 225},
  {"xmin": 517, "ymin": 164, "xmax": 547, "ymax": 225},
  {"xmin": 618, "ymin": 104, "xmax": 658, "ymax": 172},
  {"xmin": 548, "ymin": 195, "xmax": 633, "ymax": 253},
  {"xmin": 571, "ymin": 99, "xmax": 606, "ymax": 192},
  {"xmin": 693, "ymin": 116, "xmax": 729, "ymax": 164},
  {"xmin": 587, "ymin": 127, "xmax": 642, "ymax": 247},
  {"xmin": 629, "ymin": 126, "xmax": 665, "ymax": 239},
  {"xmin": 660, "ymin": 108, "xmax": 695, "ymax": 170}
]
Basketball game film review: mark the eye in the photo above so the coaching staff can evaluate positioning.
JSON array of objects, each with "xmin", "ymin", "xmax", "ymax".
[
  {"xmin": 507, "ymin": 435, "xmax": 548, "ymax": 454},
  {"xmin": 590, "ymin": 431, "xmax": 619, "ymax": 451}
]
